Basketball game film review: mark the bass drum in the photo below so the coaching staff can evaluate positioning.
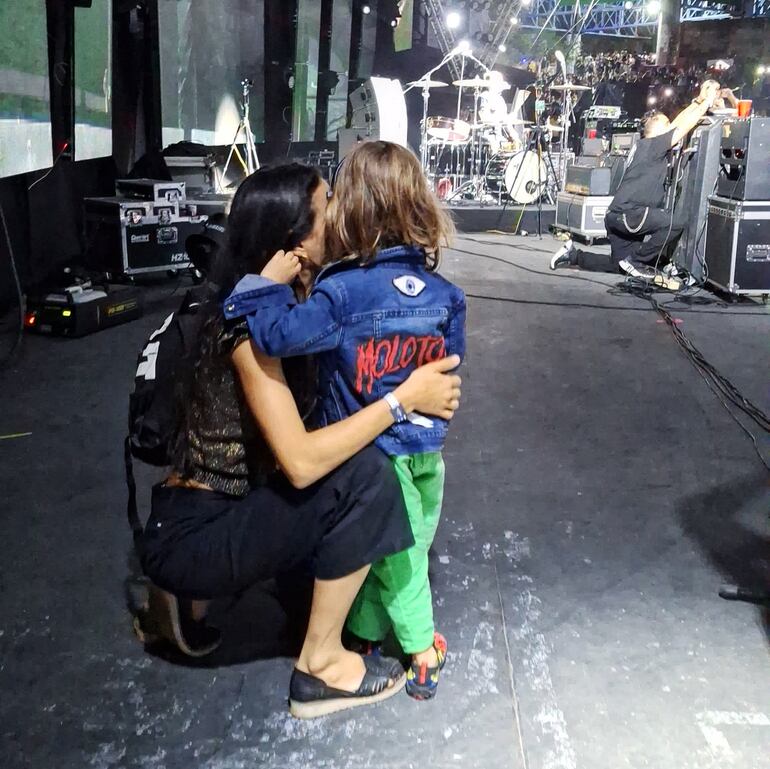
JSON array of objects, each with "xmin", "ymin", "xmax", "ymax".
[{"xmin": 485, "ymin": 151, "xmax": 547, "ymax": 205}]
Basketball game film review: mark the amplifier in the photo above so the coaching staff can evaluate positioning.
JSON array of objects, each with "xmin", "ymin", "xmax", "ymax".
[
  {"xmin": 704, "ymin": 195, "xmax": 770, "ymax": 295},
  {"xmin": 555, "ymin": 192, "xmax": 613, "ymax": 241},
  {"xmin": 566, "ymin": 164, "xmax": 611, "ymax": 195},
  {"xmin": 581, "ymin": 137, "xmax": 607, "ymax": 157},
  {"xmin": 715, "ymin": 117, "xmax": 770, "ymax": 200},
  {"xmin": 672, "ymin": 116, "xmax": 725, "ymax": 281},
  {"xmin": 565, "ymin": 156, "xmax": 626, "ymax": 196},
  {"xmin": 83, "ymin": 196, "xmax": 206, "ymax": 276},
  {"xmin": 610, "ymin": 132, "xmax": 639, "ymax": 155}
]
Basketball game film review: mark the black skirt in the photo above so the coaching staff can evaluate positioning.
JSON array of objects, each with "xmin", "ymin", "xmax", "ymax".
[{"xmin": 140, "ymin": 446, "xmax": 413, "ymax": 600}]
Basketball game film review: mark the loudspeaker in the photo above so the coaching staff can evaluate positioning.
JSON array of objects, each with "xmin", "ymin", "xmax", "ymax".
[{"xmin": 672, "ymin": 117, "xmax": 725, "ymax": 280}]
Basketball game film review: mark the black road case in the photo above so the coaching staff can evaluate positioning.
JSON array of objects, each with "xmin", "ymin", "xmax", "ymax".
[
  {"xmin": 83, "ymin": 197, "xmax": 204, "ymax": 276},
  {"xmin": 704, "ymin": 195, "xmax": 770, "ymax": 296}
]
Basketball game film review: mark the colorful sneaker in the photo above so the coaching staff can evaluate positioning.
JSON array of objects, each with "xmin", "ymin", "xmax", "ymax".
[{"xmin": 405, "ymin": 632, "xmax": 447, "ymax": 701}]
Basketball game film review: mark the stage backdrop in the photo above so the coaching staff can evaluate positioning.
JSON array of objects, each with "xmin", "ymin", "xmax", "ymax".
[
  {"xmin": 157, "ymin": 0, "xmax": 265, "ymax": 149},
  {"xmin": 0, "ymin": 0, "xmax": 53, "ymax": 179},
  {"xmin": 74, "ymin": 0, "xmax": 113, "ymax": 161}
]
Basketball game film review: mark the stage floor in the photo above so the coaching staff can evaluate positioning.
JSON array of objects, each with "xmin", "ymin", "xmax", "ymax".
[
  {"xmin": 1, "ymin": 234, "xmax": 769, "ymax": 769},
  {"xmin": 446, "ymin": 200, "xmax": 557, "ymax": 234}
]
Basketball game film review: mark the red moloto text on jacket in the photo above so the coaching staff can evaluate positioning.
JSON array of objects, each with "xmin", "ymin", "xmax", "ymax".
[{"xmin": 354, "ymin": 334, "xmax": 446, "ymax": 394}]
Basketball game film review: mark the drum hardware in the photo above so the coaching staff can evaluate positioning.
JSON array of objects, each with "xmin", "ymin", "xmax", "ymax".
[
  {"xmin": 411, "ymin": 78, "xmax": 450, "ymax": 173},
  {"xmin": 493, "ymin": 125, "xmax": 561, "ymax": 235},
  {"xmin": 453, "ymin": 77, "xmax": 497, "ymax": 89},
  {"xmin": 549, "ymin": 84, "xmax": 592, "ymax": 92}
]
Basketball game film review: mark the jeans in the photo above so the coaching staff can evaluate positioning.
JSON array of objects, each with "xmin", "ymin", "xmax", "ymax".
[{"xmin": 575, "ymin": 206, "xmax": 685, "ymax": 274}]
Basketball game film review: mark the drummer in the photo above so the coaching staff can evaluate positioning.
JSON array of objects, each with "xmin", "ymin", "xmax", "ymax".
[{"xmin": 479, "ymin": 70, "xmax": 512, "ymax": 153}]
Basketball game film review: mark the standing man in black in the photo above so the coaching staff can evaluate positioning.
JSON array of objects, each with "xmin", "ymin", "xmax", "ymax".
[{"xmin": 551, "ymin": 80, "xmax": 722, "ymax": 277}]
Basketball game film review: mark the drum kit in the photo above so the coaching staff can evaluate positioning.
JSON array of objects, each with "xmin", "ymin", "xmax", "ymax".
[{"xmin": 410, "ymin": 67, "xmax": 590, "ymax": 209}]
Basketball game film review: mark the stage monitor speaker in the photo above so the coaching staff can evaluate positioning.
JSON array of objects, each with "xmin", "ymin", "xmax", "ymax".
[
  {"xmin": 672, "ymin": 116, "xmax": 725, "ymax": 281},
  {"xmin": 716, "ymin": 117, "xmax": 770, "ymax": 201}
]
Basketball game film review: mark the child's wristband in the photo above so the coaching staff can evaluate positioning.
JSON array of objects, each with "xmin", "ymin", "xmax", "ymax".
[{"xmin": 383, "ymin": 392, "xmax": 408, "ymax": 423}]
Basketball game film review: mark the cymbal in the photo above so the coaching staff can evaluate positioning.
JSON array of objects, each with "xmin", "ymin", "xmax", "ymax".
[
  {"xmin": 550, "ymin": 83, "xmax": 591, "ymax": 92},
  {"xmin": 407, "ymin": 78, "xmax": 449, "ymax": 88},
  {"xmin": 453, "ymin": 77, "xmax": 490, "ymax": 88}
]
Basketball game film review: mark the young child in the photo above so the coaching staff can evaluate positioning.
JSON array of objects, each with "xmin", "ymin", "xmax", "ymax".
[{"xmin": 223, "ymin": 142, "xmax": 466, "ymax": 699}]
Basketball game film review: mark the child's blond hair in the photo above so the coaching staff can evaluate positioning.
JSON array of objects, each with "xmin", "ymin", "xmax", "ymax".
[{"xmin": 326, "ymin": 141, "xmax": 455, "ymax": 270}]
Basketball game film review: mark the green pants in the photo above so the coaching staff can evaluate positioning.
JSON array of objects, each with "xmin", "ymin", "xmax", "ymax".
[{"xmin": 346, "ymin": 452, "xmax": 445, "ymax": 654}]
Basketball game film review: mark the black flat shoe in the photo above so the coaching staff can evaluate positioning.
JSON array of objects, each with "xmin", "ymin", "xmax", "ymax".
[
  {"xmin": 288, "ymin": 655, "xmax": 406, "ymax": 719},
  {"xmin": 134, "ymin": 584, "xmax": 221, "ymax": 658}
]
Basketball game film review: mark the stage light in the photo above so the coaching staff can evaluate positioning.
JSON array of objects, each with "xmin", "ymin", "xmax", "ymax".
[
  {"xmin": 521, "ymin": 0, "xmax": 532, "ymax": 6},
  {"xmin": 458, "ymin": 39, "xmax": 471, "ymax": 53},
  {"xmin": 499, "ymin": 43, "xmax": 507, "ymax": 52},
  {"xmin": 446, "ymin": 11, "xmax": 462, "ymax": 29},
  {"xmin": 648, "ymin": 95, "xmax": 657, "ymax": 104},
  {"xmin": 664, "ymin": 87, "xmax": 673, "ymax": 97},
  {"xmin": 624, "ymin": 1, "xmax": 633, "ymax": 8},
  {"xmin": 510, "ymin": 15, "xmax": 519, "ymax": 24},
  {"xmin": 646, "ymin": 0, "xmax": 661, "ymax": 15},
  {"xmin": 362, "ymin": 4, "xmax": 371, "ymax": 13},
  {"xmin": 758, "ymin": 65, "xmax": 767, "ymax": 75}
]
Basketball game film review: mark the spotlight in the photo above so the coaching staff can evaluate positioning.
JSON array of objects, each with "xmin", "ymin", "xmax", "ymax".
[
  {"xmin": 362, "ymin": 3, "xmax": 371, "ymax": 13},
  {"xmin": 446, "ymin": 11, "xmax": 462, "ymax": 29},
  {"xmin": 510, "ymin": 15, "xmax": 519, "ymax": 24},
  {"xmin": 521, "ymin": 0, "xmax": 532, "ymax": 6},
  {"xmin": 664, "ymin": 87, "xmax": 673, "ymax": 97},
  {"xmin": 458, "ymin": 39, "xmax": 471, "ymax": 53},
  {"xmin": 757, "ymin": 65, "xmax": 767, "ymax": 75},
  {"xmin": 648, "ymin": 95, "xmax": 657, "ymax": 105},
  {"xmin": 498, "ymin": 43, "xmax": 507, "ymax": 52},
  {"xmin": 646, "ymin": 0, "xmax": 661, "ymax": 14},
  {"xmin": 624, "ymin": 0, "xmax": 633, "ymax": 8}
]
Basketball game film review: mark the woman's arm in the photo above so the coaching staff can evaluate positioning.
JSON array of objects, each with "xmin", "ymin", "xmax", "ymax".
[{"xmin": 232, "ymin": 341, "xmax": 461, "ymax": 489}]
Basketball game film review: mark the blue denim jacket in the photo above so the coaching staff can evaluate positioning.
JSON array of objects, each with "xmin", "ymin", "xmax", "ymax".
[{"xmin": 223, "ymin": 245, "xmax": 466, "ymax": 456}]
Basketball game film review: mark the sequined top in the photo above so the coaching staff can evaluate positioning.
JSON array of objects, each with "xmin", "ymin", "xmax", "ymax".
[{"xmin": 181, "ymin": 319, "xmax": 269, "ymax": 498}]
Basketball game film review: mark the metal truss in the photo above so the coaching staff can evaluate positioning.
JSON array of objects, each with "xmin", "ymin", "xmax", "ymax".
[
  {"xmin": 752, "ymin": 0, "xmax": 770, "ymax": 15},
  {"xmin": 516, "ymin": 0, "xmax": 739, "ymax": 38},
  {"xmin": 423, "ymin": 0, "xmax": 462, "ymax": 78},
  {"xmin": 478, "ymin": 0, "xmax": 520, "ymax": 66}
]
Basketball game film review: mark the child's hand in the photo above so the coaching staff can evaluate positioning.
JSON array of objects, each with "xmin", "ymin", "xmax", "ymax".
[{"xmin": 261, "ymin": 250, "xmax": 302, "ymax": 284}]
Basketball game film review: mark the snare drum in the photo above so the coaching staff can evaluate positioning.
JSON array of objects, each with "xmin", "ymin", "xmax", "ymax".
[
  {"xmin": 426, "ymin": 116, "xmax": 471, "ymax": 144},
  {"xmin": 485, "ymin": 151, "xmax": 547, "ymax": 205}
]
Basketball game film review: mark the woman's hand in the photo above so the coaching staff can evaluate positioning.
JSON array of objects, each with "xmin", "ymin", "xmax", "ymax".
[
  {"xmin": 260, "ymin": 250, "xmax": 302, "ymax": 284},
  {"xmin": 393, "ymin": 355, "xmax": 462, "ymax": 421}
]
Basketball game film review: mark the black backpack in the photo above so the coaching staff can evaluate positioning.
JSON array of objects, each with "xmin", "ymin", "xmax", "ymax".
[{"xmin": 125, "ymin": 287, "xmax": 208, "ymax": 545}]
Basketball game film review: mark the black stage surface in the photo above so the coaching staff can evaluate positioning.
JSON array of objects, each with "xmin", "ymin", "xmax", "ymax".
[
  {"xmin": 447, "ymin": 202, "xmax": 556, "ymax": 234},
  {"xmin": 1, "ymin": 234, "xmax": 769, "ymax": 769}
]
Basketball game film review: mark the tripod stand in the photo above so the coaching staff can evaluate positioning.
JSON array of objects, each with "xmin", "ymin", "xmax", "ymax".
[
  {"xmin": 496, "ymin": 125, "xmax": 560, "ymax": 236},
  {"xmin": 222, "ymin": 78, "xmax": 260, "ymax": 187}
]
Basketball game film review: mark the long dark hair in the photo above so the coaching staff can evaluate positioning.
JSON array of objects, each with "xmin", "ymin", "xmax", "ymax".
[
  {"xmin": 212, "ymin": 163, "xmax": 323, "ymax": 296},
  {"xmin": 172, "ymin": 164, "xmax": 322, "ymax": 476}
]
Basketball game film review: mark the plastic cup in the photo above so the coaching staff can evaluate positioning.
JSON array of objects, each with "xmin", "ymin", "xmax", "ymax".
[{"xmin": 737, "ymin": 99, "xmax": 752, "ymax": 118}]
